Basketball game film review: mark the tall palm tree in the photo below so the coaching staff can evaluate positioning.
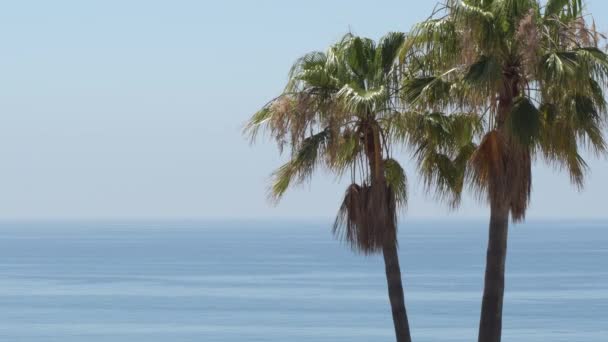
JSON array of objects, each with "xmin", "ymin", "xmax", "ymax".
[
  {"xmin": 402, "ymin": 1, "xmax": 608, "ymax": 341},
  {"xmin": 245, "ymin": 32, "xmax": 414, "ymax": 342}
]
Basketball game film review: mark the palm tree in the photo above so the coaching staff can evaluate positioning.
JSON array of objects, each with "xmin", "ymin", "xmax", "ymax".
[
  {"xmin": 245, "ymin": 32, "xmax": 415, "ymax": 342},
  {"xmin": 402, "ymin": 1, "xmax": 608, "ymax": 341}
]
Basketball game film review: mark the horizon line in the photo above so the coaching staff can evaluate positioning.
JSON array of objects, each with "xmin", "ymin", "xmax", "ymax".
[{"xmin": 0, "ymin": 216, "xmax": 606, "ymax": 223}]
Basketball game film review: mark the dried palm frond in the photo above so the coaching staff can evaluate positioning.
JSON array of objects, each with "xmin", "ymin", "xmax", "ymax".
[
  {"xmin": 516, "ymin": 9, "xmax": 540, "ymax": 77},
  {"xmin": 469, "ymin": 130, "xmax": 508, "ymax": 206},
  {"xmin": 333, "ymin": 181, "xmax": 398, "ymax": 255}
]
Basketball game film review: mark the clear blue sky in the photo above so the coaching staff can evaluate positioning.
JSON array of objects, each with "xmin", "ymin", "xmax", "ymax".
[{"xmin": 1, "ymin": 0, "xmax": 607, "ymax": 221}]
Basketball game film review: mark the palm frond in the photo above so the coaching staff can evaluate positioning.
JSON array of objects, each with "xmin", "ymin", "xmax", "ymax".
[
  {"xmin": 402, "ymin": 71, "xmax": 455, "ymax": 108},
  {"xmin": 342, "ymin": 36, "xmax": 376, "ymax": 79},
  {"xmin": 333, "ymin": 183, "xmax": 396, "ymax": 254},
  {"xmin": 286, "ymin": 51, "xmax": 328, "ymax": 92},
  {"xmin": 540, "ymin": 51, "xmax": 579, "ymax": 83},
  {"xmin": 337, "ymin": 83, "xmax": 387, "ymax": 113},
  {"xmin": 464, "ymin": 55, "xmax": 502, "ymax": 89},
  {"xmin": 376, "ymin": 32, "xmax": 406, "ymax": 72},
  {"xmin": 269, "ymin": 129, "xmax": 331, "ymax": 201},
  {"xmin": 243, "ymin": 106, "xmax": 274, "ymax": 142},
  {"xmin": 545, "ymin": 0, "xmax": 582, "ymax": 18},
  {"xmin": 402, "ymin": 17, "xmax": 460, "ymax": 71},
  {"xmin": 507, "ymin": 96, "xmax": 541, "ymax": 147},
  {"xmin": 469, "ymin": 130, "xmax": 508, "ymax": 204},
  {"xmin": 384, "ymin": 158, "xmax": 408, "ymax": 209},
  {"xmin": 457, "ymin": 1, "xmax": 495, "ymax": 21}
]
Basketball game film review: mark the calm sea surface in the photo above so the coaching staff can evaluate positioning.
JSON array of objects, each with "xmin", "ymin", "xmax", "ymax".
[{"xmin": 0, "ymin": 220, "xmax": 606, "ymax": 342}]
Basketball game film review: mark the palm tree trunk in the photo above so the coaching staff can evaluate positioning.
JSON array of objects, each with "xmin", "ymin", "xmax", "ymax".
[
  {"xmin": 478, "ymin": 201, "xmax": 510, "ymax": 342},
  {"xmin": 383, "ymin": 242, "xmax": 412, "ymax": 342},
  {"xmin": 364, "ymin": 119, "xmax": 411, "ymax": 342}
]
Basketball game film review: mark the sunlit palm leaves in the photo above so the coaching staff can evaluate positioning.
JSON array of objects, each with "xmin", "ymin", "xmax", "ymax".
[{"xmin": 392, "ymin": 111, "xmax": 483, "ymax": 206}]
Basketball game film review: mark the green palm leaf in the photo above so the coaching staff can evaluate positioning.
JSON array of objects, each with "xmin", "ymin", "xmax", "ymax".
[{"xmin": 507, "ymin": 97, "xmax": 541, "ymax": 147}]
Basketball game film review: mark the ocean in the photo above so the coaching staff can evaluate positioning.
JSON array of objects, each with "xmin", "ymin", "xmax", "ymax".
[{"xmin": 0, "ymin": 220, "xmax": 606, "ymax": 342}]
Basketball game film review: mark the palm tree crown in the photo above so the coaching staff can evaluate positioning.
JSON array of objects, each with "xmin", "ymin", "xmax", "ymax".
[
  {"xmin": 246, "ymin": 32, "xmax": 409, "ymax": 253},
  {"xmin": 404, "ymin": 0, "xmax": 608, "ymax": 219}
]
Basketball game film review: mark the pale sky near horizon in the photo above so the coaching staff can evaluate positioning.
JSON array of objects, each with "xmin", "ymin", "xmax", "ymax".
[{"xmin": 1, "ymin": 0, "xmax": 607, "ymax": 221}]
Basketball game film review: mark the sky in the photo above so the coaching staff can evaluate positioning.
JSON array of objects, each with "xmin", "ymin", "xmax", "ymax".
[{"xmin": 1, "ymin": 0, "xmax": 607, "ymax": 221}]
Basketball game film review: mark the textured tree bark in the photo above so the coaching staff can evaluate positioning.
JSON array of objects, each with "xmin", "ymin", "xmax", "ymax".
[
  {"xmin": 477, "ymin": 202, "xmax": 510, "ymax": 342},
  {"xmin": 383, "ymin": 243, "xmax": 412, "ymax": 342}
]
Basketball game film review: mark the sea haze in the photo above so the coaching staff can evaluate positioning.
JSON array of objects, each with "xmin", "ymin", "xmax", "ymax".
[{"xmin": 0, "ymin": 220, "xmax": 606, "ymax": 342}]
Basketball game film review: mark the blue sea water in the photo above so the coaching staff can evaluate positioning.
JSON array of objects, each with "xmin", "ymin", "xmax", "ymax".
[{"xmin": 0, "ymin": 220, "xmax": 606, "ymax": 342}]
